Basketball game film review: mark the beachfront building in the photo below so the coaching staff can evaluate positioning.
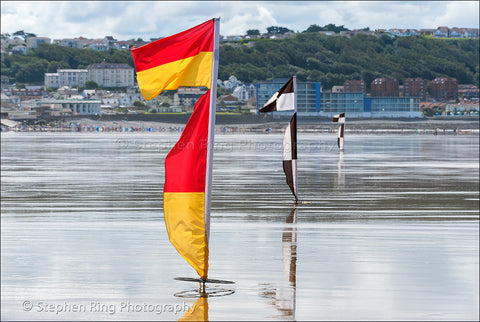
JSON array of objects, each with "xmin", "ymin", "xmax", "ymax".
[
  {"xmin": 40, "ymin": 99, "xmax": 101, "ymax": 115},
  {"xmin": 318, "ymin": 93, "xmax": 421, "ymax": 118},
  {"xmin": 256, "ymin": 78, "xmax": 321, "ymax": 115},
  {"xmin": 369, "ymin": 97, "xmax": 422, "ymax": 117},
  {"xmin": 256, "ymin": 79, "xmax": 422, "ymax": 118},
  {"xmin": 319, "ymin": 92, "xmax": 365, "ymax": 117}
]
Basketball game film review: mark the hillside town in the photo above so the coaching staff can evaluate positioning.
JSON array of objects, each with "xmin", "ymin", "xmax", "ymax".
[{"xmin": 1, "ymin": 26, "xmax": 479, "ymax": 122}]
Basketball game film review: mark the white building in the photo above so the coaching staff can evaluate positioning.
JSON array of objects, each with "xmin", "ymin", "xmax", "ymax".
[
  {"xmin": 41, "ymin": 99, "xmax": 102, "ymax": 115},
  {"xmin": 45, "ymin": 63, "xmax": 134, "ymax": 88},
  {"xmin": 11, "ymin": 45, "xmax": 28, "ymax": 54},
  {"xmin": 59, "ymin": 69, "xmax": 88, "ymax": 87},
  {"xmin": 87, "ymin": 41, "xmax": 109, "ymax": 51},
  {"xmin": 173, "ymin": 87, "xmax": 207, "ymax": 109},
  {"xmin": 87, "ymin": 62, "xmax": 134, "ymax": 88},
  {"xmin": 233, "ymin": 84, "xmax": 249, "ymax": 101},
  {"xmin": 52, "ymin": 38, "xmax": 86, "ymax": 48},
  {"xmin": 222, "ymin": 75, "xmax": 239, "ymax": 91},
  {"xmin": 26, "ymin": 37, "xmax": 51, "ymax": 49},
  {"xmin": 1, "ymin": 37, "xmax": 25, "ymax": 48},
  {"xmin": 45, "ymin": 69, "xmax": 89, "ymax": 88},
  {"xmin": 44, "ymin": 73, "xmax": 59, "ymax": 88}
]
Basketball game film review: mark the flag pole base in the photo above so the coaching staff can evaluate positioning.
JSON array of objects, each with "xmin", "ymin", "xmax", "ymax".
[
  {"xmin": 174, "ymin": 277, "xmax": 235, "ymax": 284},
  {"xmin": 173, "ymin": 277, "xmax": 235, "ymax": 298}
]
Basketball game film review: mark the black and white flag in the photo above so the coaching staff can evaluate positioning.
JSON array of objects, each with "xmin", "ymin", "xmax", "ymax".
[
  {"xmin": 283, "ymin": 112, "xmax": 298, "ymax": 201},
  {"xmin": 259, "ymin": 77, "xmax": 298, "ymax": 202},
  {"xmin": 259, "ymin": 77, "xmax": 295, "ymax": 113},
  {"xmin": 333, "ymin": 113, "xmax": 345, "ymax": 151}
]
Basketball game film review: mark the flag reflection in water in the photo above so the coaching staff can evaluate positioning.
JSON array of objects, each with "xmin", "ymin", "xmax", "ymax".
[
  {"xmin": 260, "ymin": 207, "xmax": 297, "ymax": 320},
  {"xmin": 179, "ymin": 296, "xmax": 208, "ymax": 321}
]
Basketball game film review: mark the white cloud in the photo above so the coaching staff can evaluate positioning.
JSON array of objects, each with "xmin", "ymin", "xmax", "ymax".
[{"xmin": 1, "ymin": 1, "xmax": 478, "ymax": 40}]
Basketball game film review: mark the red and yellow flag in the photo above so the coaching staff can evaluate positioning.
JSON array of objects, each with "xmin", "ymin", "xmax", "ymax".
[
  {"xmin": 131, "ymin": 19, "xmax": 218, "ymax": 280},
  {"xmin": 164, "ymin": 90, "xmax": 210, "ymax": 278},
  {"xmin": 131, "ymin": 19, "xmax": 215, "ymax": 100}
]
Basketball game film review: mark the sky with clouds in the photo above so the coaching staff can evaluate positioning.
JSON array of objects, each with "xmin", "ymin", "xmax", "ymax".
[{"xmin": 1, "ymin": 1, "xmax": 479, "ymax": 41}]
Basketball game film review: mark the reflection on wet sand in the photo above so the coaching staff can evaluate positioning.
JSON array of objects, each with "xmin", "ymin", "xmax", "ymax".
[
  {"xmin": 175, "ymin": 282, "xmax": 235, "ymax": 321},
  {"xmin": 334, "ymin": 151, "xmax": 345, "ymax": 190},
  {"xmin": 260, "ymin": 207, "xmax": 297, "ymax": 320},
  {"xmin": 1, "ymin": 133, "xmax": 478, "ymax": 321},
  {"xmin": 179, "ymin": 295, "xmax": 208, "ymax": 321}
]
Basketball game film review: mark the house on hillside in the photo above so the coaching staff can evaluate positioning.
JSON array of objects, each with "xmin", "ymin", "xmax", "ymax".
[
  {"xmin": 434, "ymin": 27, "xmax": 449, "ymax": 38},
  {"xmin": 26, "ymin": 37, "xmax": 51, "ymax": 49},
  {"xmin": 11, "ymin": 44, "xmax": 28, "ymax": 54},
  {"xmin": 53, "ymin": 38, "xmax": 86, "ymax": 48}
]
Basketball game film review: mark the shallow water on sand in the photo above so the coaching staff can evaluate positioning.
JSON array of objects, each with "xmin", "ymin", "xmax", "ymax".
[{"xmin": 1, "ymin": 132, "xmax": 479, "ymax": 321}]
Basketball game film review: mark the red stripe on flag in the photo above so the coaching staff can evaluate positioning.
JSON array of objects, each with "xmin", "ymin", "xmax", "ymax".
[
  {"xmin": 164, "ymin": 90, "xmax": 210, "ymax": 193},
  {"xmin": 132, "ymin": 19, "xmax": 214, "ymax": 72}
]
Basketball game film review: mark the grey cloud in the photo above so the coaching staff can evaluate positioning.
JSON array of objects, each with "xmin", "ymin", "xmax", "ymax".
[{"xmin": 1, "ymin": 1, "xmax": 478, "ymax": 41}]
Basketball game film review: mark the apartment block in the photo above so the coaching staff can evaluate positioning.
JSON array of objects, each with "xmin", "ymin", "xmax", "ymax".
[
  {"xmin": 256, "ymin": 79, "xmax": 321, "ymax": 114},
  {"xmin": 87, "ymin": 62, "xmax": 134, "ymax": 88},
  {"xmin": 343, "ymin": 80, "xmax": 366, "ymax": 93},
  {"xmin": 403, "ymin": 78, "xmax": 425, "ymax": 100},
  {"xmin": 370, "ymin": 78, "xmax": 399, "ymax": 97},
  {"xmin": 45, "ymin": 69, "xmax": 88, "ymax": 88},
  {"xmin": 430, "ymin": 77, "xmax": 458, "ymax": 101}
]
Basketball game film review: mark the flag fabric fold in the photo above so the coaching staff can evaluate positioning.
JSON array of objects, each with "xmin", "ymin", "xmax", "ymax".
[
  {"xmin": 132, "ymin": 19, "xmax": 219, "ymax": 280},
  {"xmin": 283, "ymin": 112, "xmax": 298, "ymax": 201},
  {"xmin": 333, "ymin": 113, "xmax": 345, "ymax": 150},
  {"xmin": 259, "ymin": 77, "xmax": 295, "ymax": 113},
  {"xmin": 131, "ymin": 19, "xmax": 215, "ymax": 100}
]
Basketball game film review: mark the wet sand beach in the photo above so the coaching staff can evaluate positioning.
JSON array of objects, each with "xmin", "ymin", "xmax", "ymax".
[{"xmin": 1, "ymin": 132, "xmax": 479, "ymax": 321}]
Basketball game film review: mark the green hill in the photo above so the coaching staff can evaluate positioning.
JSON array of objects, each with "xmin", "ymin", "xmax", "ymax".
[
  {"xmin": 1, "ymin": 33, "xmax": 478, "ymax": 89},
  {"xmin": 219, "ymin": 33, "xmax": 479, "ymax": 89}
]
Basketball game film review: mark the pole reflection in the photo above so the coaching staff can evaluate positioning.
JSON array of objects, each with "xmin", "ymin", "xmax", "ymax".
[{"xmin": 334, "ymin": 151, "xmax": 345, "ymax": 190}]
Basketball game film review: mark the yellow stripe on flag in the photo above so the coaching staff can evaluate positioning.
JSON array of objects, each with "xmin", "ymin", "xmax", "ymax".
[
  {"xmin": 136, "ymin": 52, "xmax": 213, "ymax": 100},
  {"xmin": 163, "ymin": 192, "xmax": 209, "ymax": 278}
]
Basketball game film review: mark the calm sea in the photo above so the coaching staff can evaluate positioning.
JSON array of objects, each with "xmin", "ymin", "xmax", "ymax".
[{"xmin": 1, "ymin": 132, "xmax": 479, "ymax": 321}]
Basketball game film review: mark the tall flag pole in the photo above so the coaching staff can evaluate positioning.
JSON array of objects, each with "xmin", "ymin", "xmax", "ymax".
[
  {"xmin": 333, "ymin": 113, "xmax": 345, "ymax": 151},
  {"xmin": 205, "ymin": 18, "xmax": 220, "ymax": 245},
  {"xmin": 131, "ymin": 18, "xmax": 219, "ymax": 280},
  {"xmin": 259, "ymin": 77, "xmax": 298, "ymax": 202}
]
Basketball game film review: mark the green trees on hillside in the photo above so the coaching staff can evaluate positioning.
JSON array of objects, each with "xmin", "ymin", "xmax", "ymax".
[
  {"xmin": 1, "ymin": 43, "xmax": 135, "ymax": 84},
  {"xmin": 304, "ymin": 24, "xmax": 349, "ymax": 33},
  {"xmin": 1, "ymin": 34, "xmax": 478, "ymax": 89},
  {"xmin": 221, "ymin": 33, "xmax": 479, "ymax": 89}
]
